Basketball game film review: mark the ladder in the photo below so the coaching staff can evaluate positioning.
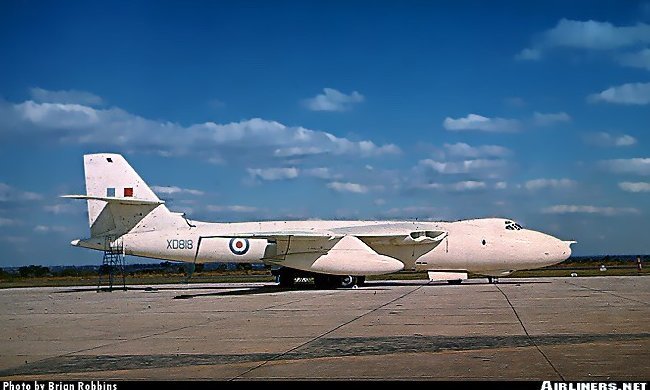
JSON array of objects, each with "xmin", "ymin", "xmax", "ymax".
[{"xmin": 97, "ymin": 236, "xmax": 127, "ymax": 292}]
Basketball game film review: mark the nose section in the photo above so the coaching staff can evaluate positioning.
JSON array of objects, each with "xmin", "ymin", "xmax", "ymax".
[{"xmin": 543, "ymin": 236, "xmax": 574, "ymax": 265}]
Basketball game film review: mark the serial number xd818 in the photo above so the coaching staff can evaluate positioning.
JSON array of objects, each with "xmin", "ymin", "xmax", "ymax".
[{"xmin": 166, "ymin": 239, "xmax": 193, "ymax": 250}]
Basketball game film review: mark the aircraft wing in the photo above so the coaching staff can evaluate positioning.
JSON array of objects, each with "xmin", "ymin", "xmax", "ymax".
[{"xmin": 226, "ymin": 228, "xmax": 447, "ymax": 275}]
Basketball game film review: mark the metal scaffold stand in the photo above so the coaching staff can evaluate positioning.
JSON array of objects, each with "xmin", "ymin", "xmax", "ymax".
[{"xmin": 97, "ymin": 236, "xmax": 127, "ymax": 292}]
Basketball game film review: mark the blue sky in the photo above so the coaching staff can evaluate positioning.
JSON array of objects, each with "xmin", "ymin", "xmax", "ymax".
[{"xmin": 1, "ymin": 1, "xmax": 649, "ymax": 266}]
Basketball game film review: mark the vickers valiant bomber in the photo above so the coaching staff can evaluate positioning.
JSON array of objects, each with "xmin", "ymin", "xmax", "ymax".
[{"xmin": 64, "ymin": 153, "xmax": 575, "ymax": 288}]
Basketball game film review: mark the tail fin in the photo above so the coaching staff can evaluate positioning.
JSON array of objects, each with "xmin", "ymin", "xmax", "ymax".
[{"xmin": 64, "ymin": 153, "xmax": 185, "ymax": 237}]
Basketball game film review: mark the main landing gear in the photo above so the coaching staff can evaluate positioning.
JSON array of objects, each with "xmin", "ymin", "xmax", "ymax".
[
  {"xmin": 487, "ymin": 276, "xmax": 500, "ymax": 284},
  {"xmin": 273, "ymin": 267, "xmax": 365, "ymax": 289}
]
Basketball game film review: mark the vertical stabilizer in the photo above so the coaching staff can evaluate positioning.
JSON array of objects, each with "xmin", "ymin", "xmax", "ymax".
[{"xmin": 73, "ymin": 153, "xmax": 185, "ymax": 237}]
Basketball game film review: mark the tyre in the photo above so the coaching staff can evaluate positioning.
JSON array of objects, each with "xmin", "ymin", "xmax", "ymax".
[{"xmin": 339, "ymin": 275, "xmax": 357, "ymax": 288}]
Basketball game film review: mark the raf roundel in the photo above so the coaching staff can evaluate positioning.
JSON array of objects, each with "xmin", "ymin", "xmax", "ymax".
[{"xmin": 229, "ymin": 238, "xmax": 250, "ymax": 255}]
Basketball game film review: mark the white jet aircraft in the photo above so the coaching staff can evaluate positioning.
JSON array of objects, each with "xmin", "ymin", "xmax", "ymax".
[{"xmin": 64, "ymin": 153, "xmax": 575, "ymax": 288}]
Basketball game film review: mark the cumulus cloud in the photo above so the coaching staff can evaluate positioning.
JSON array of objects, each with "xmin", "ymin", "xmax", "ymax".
[
  {"xmin": 600, "ymin": 158, "xmax": 650, "ymax": 175},
  {"xmin": 0, "ymin": 98, "xmax": 399, "ymax": 164},
  {"xmin": 303, "ymin": 167, "xmax": 335, "ymax": 179},
  {"xmin": 29, "ymin": 87, "xmax": 104, "ymax": 106},
  {"xmin": 495, "ymin": 181, "xmax": 508, "ymax": 189},
  {"xmin": 33, "ymin": 225, "xmax": 67, "ymax": 233},
  {"xmin": 619, "ymin": 182, "xmax": 650, "ymax": 192},
  {"xmin": 524, "ymin": 178, "xmax": 576, "ymax": 191},
  {"xmin": 151, "ymin": 186, "xmax": 204, "ymax": 196},
  {"xmin": 618, "ymin": 48, "xmax": 650, "ymax": 70},
  {"xmin": 206, "ymin": 205, "xmax": 258, "ymax": 213},
  {"xmin": 542, "ymin": 205, "xmax": 640, "ymax": 216},
  {"xmin": 246, "ymin": 167, "xmax": 336, "ymax": 181},
  {"xmin": 413, "ymin": 181, "xmax": 488, "ymax": 192},
  {"xmin": 0, "ymin": 183, "xmax": 42, "ymax": 202},
  {"xmin": 303, "ymin": 88, "xmax": 365, "ymax": 111},
  {"xmin": 443, "ymin": 114, "xmax": 520, "ymax": 132},
  {"xmin": 327, "ymin": 181, "xmax": 368, "ymax": 193},
  {"xmin": 443, "ymin": 143, "xmax": 511, "ymax": 158},
  {"xmin": 533, "ymin": 112, "xmax": 571, "ymax": 126},
  {"xmin": 419, "ymin": 159, "xmax": 507, "ymax": 174},
  {"xmin": 517, "ymin": 19, "xmax": 650, "ymax": 60},
  {"xmin": 588, "ymin": 82, "xmax": 650, "ymax": 105},
  {"xmin": 0, "ymin": 217, "xmax": 18, "ymax": 227},
  {"xmin": 584, "ymin": 132, "xmax": 637, "ymax": 147},
  {"xmin": 247, "ymin": 167, "xmax": 299, "ymax": 181},
  {"xmin": 516, "ymin": 48, "xmax": 542, "ymax": 61},
  {"xmin": 44, "ymin": 203, "xmax": 83, "ymax": 214},
  {"xmin": 1, "ymin": 236, "xmax": 27, "ymax": 244}
]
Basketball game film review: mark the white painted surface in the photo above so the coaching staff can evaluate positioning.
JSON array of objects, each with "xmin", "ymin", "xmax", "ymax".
[{"xmin": 66, "ymin": 154, "xmax": 575, "ymax": 277}]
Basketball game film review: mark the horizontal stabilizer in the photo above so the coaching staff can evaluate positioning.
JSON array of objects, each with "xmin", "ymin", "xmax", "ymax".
[{"xmin": 61, "ymin": 194, "xmax": 165, "ymax": 206}]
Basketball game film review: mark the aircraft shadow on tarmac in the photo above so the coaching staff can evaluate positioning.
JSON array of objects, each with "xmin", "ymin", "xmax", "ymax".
[
  {"xmin": 54, "ymin": 284, "xmax": 271, "ymax": 294},
  {"xmin": 53, "ymin": 279, "xmax": 549, "ymax": 297},
  {"xmin": 170, "ymin": 279, "xmax": 551, "ymax": 299}
]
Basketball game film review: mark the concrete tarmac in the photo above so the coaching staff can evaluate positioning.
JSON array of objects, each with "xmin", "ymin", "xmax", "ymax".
[{"xmin": 0, "ymin": 276, "xmax": 648, "ymax": 380}]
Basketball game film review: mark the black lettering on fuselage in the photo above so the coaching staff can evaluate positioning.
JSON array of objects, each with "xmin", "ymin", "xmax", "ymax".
[{"xmin": 166, "ymin": 239, "xmax": 193, "ymax": 250}]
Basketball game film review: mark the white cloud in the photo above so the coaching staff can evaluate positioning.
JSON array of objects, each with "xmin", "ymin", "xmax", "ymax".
[
  {"xmin": 619, "ymin": 48, "xmax": 650, "ymax": 70},
  {"xmin": 600, "ymin": 158, "xmax": 650, "ymax": 175},
  {"xmin": 327, "ymin": 181, "xmax": 368, "ymax": 193},
  {"xmin": 0, "ymin": 98, "xmax": 399, "ymax": 163},
  {"xmin": 206, "ymin": 205, "xmax": 258, "ymax": 213},
  {"xmin": 495, "ymin": 181, "xmax": 508, "ymax": 189},
  {"xmin": 0, "ymin": 183, "xmax": 42, "ymax": 202},
  {"xmin": 44, "ymin": 203, "xmax": 83, "ymax": 214},
  {"xmin": 0, "ymin": 217, "xmax": 17, "ymax": 227},
  {"xmin": 619, "ymin": 182, "xmax": 650, "ymax": 192},
  {"xmin": 533, "ymin": 112, "xmax": 571, "ymax": 126},
  {"xmin": 1, "ymin": 236, "xmax": 27, "ymax": 244},
  {"xmin": 516, "ymin": 48, "xmax": 541, "ymax": 61},
  {"xmin": 247, "ymin": 167, "xmax": 299, "ymax": 181},
  {"xmin": 524, "ymin": 178, "xmax": 577, "ymax": 191},
  {"xmin": 588, "ymin": 82, "xmax": 650, "ymax": 105},
  {"xmin": 517, "ymin": 19, "xmax": 650, "ymax": 60},
  {"xmin": 29, "ymin": 87, "xmax": 104, "ymax": 106},
  {"xmin": 419, "ymin": 159, "xmax": 507, "ymax": 174},
  {"xmin": 33, "ymin": 225, "xmax": 67, "ymax": 233},
  {"xmin": 151, "ymin": 186, "xmax": 204, "ymax": 196},
  {"xmin": 303, "ymin": 167, "xmax": 335, "ymax": 179},
  {"xmin": 449, "ymin": 181, "xmax": 487, "ymax": 191},
  {"xmin": 303, "ymin": 88, "xmax": 365, "ymax": 112},
  {"xmin": 443, "ymin": 143, "xmax": 511, "ymax": 158},
  {"xmin": 413, "ymin": 181, "xmax": 487, "ymax": 192},
  {"xmin": 542, "ymin": 205, "xmax": 640, "ymax": 216},
  {"xmin": 246, "ymin": 167, "xmax": 336, "ymax": 181},
  {"xmin": 443, "ymin": 114, "xmax": 520, "ymax": 132},
  {"xmin": 585, "ymin": 132, "xmax": 637, "ymax": 147}
]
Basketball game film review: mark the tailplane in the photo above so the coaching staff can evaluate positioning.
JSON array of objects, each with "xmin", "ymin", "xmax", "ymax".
[{"xmin": 64, "ymin": 153, "xmax": 186, "ymax": 237}]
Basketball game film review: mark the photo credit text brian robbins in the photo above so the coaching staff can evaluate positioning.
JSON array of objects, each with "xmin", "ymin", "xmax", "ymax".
[{"xmin": 4, "ymin": 382, "xmax": 117, "ymax": 390}]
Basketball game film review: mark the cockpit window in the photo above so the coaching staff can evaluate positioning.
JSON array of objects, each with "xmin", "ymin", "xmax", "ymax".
[{"xmin": 505, "ymin": 221, "xmax": 523, "ymax": 231}]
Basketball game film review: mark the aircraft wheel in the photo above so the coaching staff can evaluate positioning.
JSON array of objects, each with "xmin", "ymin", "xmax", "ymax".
[
  {"xmin": 356, "ymin": 276, "xmax": 366, "ymax": 286},
  {"xmin": 339, "ymin": 275, "xmax": 357, "ymax": 288},
  {"xmin": 447, "ymin": 279, "xmax": 462, "ymax": 285}
]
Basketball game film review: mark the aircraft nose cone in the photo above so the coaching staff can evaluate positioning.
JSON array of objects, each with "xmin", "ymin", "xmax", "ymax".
[{"xmin": 543, "ymin": 237, "xmax": 573, "ymax": 264}]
